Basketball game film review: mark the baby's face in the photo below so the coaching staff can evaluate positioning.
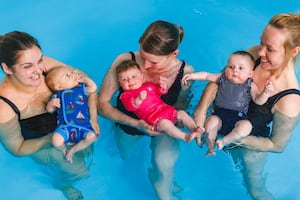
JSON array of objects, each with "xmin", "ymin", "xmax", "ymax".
[
  {"xmin": 118, "ymin": 68, "xmax": 143, "ymax": 90},
  {"xmin": 225, "ymin": 54, "xmax": 253, "ymax": 84},
  {"xmin": 55, "ymin": 67, "xmax": 82, "ymax": 90}
]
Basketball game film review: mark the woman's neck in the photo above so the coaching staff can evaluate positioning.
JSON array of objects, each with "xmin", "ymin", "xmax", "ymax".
[
  {"xmin": 254, "ymin": 62, "xmax": 298, "ymax": 93},
  {"xmin": 144, "ymin": 59, "xmax": 181, "ymax": 83},
  {"xmin": 5, "ymin": 76, "xmax": 39, "ymax": 96},
  {"xmin": 160, "ymin": 59, "xmax": 181, "ymax": 77}
]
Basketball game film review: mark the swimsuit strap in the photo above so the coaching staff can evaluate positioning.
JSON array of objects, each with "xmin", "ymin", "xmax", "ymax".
[
  {"xmin": 0, "ymin": 96, "xmax": 21, "ymax": 119},
  {"xmin": 270, "ymin": 89, "xmax": 300, "ymax": 107},
  {"xmin": 254, "ymin": 57, "xmax": 261, "ymax": 69},
  {"xmin": 161, "ymin": 60, "xmax": 185, "ymax": 105},
  {"xmin": 129, "ymin": 52, "xmax": 136, "ymax": 62}
]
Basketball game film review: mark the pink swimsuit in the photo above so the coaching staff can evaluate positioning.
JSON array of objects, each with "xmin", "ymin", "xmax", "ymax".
[{"xmin": 120, "ymin": 82, "xmax": 177, "ymax": 129}]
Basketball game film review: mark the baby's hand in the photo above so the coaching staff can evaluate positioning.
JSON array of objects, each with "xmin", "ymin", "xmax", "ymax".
[
  {"xmin": 49, "ymin": 97, "xmax": 61, "ymax": 109},
  {"xmin": 182, "ymin": 73, "xmax": 194, "ymax": 85},
  {"xmin": 72, "ymin": 69, "xmax": 84, "ymax": 82},
  {"xmin": 159, "ymin": 76, "xmax": 168, "ymax": 92},
  {"xmin": 264, "ymin": 80, "xmax": 274, "ymax": 95},
  {"xmin": 133, "ymin": 90, "xmax": 147, "ymax": 107},
  {"xmin": 139, "ymin": 90, "xmax": 147, "ymax": 101},
  {"xmin": 90, "ymin": 119, "xmax": 100, "ymax": 136}
]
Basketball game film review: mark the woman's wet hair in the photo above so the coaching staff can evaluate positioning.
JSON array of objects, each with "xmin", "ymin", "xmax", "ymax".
[
  {"xmin": 139, "ymin": 20, "xmax": 184, "ymax": 55},
  {"xmin": 0, "ymin": 31, "xmax": 41, "ymax": 68}
]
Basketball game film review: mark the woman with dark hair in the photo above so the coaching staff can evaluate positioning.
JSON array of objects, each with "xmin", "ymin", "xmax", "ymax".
[
  {"xmin": 0, "ymin": 31, "xmax": 98, "ymax": 200},
  {"xmin": 98, "ymin": 20, "xmax": 194, "ymax": 199}
]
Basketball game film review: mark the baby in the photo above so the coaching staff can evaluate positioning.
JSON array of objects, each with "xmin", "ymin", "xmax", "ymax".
[
  {"xmin": 45, "ymin": 66, "xmax": 99, "ymax": 163},
  {"xmin": 182, "ymin": 50, "xmax": 274, "ymax": 155},
  {"xmin": 117, "ymin": 60, "xmax": 203, "ymax": 142}
]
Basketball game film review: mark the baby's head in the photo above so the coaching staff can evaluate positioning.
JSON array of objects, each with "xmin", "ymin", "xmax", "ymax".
[
  {"xmin": 116, "ymin": 60, "xmax": 144, "ymax": 91},
  {"xmin": 224, "ymin": 50, "xmax": 256, "ymax": 84},
  {"xmin": 46, "ymin": 66, "xmax": 81, "ymax": 91}
]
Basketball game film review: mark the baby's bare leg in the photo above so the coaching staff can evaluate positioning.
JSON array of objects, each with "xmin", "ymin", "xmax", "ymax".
[
  {"xmin": 66, "ymin": 132, "xmax": 97, "ymax": 163},
  {"xmin": 176, "ymin": 110, "xmax": 199, "ymax": 132},
  {"xmin": 204, "ymin": 115, "xmax": 221, "ymax": 156},
  {"xmin": 52, "ymin": 133, "xmax": 67, "ymax": 156},
  {"xmin": 217, "ymin": 120, "xmax": 252, "ymax": 150},
  {"xmin": 158, "ymin": 119, "xmax": 197, "ymax": 142}
]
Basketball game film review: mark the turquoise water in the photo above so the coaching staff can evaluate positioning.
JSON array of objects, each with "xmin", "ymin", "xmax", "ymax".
[{"xmin": 1, "ymin": 1, "xmax": 300, "ymax": 199}]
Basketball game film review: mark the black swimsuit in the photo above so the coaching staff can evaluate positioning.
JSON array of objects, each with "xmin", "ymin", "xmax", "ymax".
[
  {"xmin": 247, "ymin": 58, "xmax": 300, "ymax": 137},
  {"xmin": 116, "ymin": 52, "xmax": 185, "ymax": 135},
  {"xmin": 0, "ymin": 96, "xmax": 57, "ymax": 140},
  {"xmin": 247, "ymin": 89, "xmax": 300, "ymax": 137}
]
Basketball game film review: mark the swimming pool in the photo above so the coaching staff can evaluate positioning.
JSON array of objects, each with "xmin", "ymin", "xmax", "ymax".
[{"xmin": 1, "ymin": 1, "xmax": 300, "ymax": 199}]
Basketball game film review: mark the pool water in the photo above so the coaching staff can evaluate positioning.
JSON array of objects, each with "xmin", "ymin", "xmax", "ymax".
[{"xmin": 1, "ymin": 1, "xmax": 300, "ymax": 199}]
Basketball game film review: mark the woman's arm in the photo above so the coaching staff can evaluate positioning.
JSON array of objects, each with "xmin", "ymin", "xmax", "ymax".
[
  {"xmin": 239, "ymin": 94, "xmax": 300, "ymax": 152},
  {"xmin": 88, "ymin": 92, "xmax": 100, "ymax": 136},
  {"xmin": 193, "ymin": 82, "xmax": 218, "ymax": 127},
  {"xmin": 0, "ymin": 112, "xmax": 51, "ymax": 156},
  {"xmin": 43, "ymin": 56, "xmax": 68, "ymax": 71},
  {"xmin": 97, "ymin": 53, "xmax": 153, "ymax": 133},
  {"xmin": 247, "ymin": 45, "xmax": 261, "ymax": 60},
  {"xmin": 239, "ymin": 110, "xmax": 299, "ymax": 152},
  {"xmin": 175, "ymin": 64, "xmax": 194, "ymax": 110}
]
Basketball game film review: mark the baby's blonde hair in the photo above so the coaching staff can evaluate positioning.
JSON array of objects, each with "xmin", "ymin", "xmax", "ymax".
[{"xmin": 45, "ymin": 65, "xmax": 65, "ymax": 91}]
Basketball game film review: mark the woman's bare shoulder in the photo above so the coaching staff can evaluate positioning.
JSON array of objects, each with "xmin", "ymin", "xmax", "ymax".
[
  {"xmin": 247, "ymin": 45, "xmax": 260, "ymax": 60},
  {"xmin": 43, "ymin": 56, "xmax": 67, "ymax": 71},
  {"xmin": 0, "ymin": 100, "xmax": 17, "ymax": 123},
  {"xmin": 275, "ymin": 92, "xmax": 300, "ymax": 117},
  {"xmin": 111, "ymin": 52, "xmax": 135, "ymax": 68},
  {"xmin": 183, "ymin": 62, "xmax": 194, "ymax": 74}
]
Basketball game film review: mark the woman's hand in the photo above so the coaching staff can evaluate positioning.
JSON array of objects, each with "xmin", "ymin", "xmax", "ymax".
[{"xmin": 136, "ymin": 119, "xmax": 160, "ymax": 136}]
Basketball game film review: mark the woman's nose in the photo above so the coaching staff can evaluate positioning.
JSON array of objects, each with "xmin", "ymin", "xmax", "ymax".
[
  {"xmin": 258, "ymin": 45, "xmax": 266, "ymax": 57},
  {"xmin": 34, "ymin": 64, "xmax": 43, "ymax": 73},
  {"xmin": 143, "ymin": 61, "xmax": 152, "ymax": 70}
]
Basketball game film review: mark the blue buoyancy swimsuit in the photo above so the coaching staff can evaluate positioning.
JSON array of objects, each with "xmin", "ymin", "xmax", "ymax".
[
  {"xmin": 0, "ymin": 96, "xmax": 57, "ymax": 139},
  {"xmin": 116, "ymin": 52, "xmax": 185, "ymax": 136},
  {"xmin": 54, "ymin": 83, "xmax": 94, "ymax": 143},
  {"xmin": 213, "ymin": 73, "xmax": 252, "ymax": 136}
]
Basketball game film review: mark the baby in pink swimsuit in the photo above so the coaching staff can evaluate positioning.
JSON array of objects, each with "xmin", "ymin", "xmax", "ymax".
[{"xmin": 116, "ymin": 60, "xmax": 203, "ymax": 142}]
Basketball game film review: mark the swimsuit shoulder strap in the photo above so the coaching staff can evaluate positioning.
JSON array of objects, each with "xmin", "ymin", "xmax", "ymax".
[
  {"xmin": 270, "ymin": 89, "xmax": 300, "ymax": 107},
  {"xmin": 129, "ymin": 52, "xmax": 136, "ymax": 62},
  {"xmin": 0, "ymin": 96, "xmax": 21, "ymax": 119}
]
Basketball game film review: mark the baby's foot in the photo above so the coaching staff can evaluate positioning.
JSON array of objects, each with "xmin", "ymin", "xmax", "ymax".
[
  {"xmin": 195, "ymin": 137, "xmax": 202, "ymax": 147},
  {"xmin": 194, "ymin": 126, "xmax": 205, "ymax": 135},
  {"xmin": 62, "ymin": 186, "xmax": 83, "ymax": 200},
  {"xmin": 206, "ymin": 149, "xmax": 216, "ymax": 157},
  {"xmin": 65, "ymin": 150, "xmax": 74, "ymax": 163},
  {"xmin": 190, "ymin": 126, "xmax": 205, "ymax": 144},
  {"xmin": 216, "ymin": 140, "xmax": 224, "ymax": 150},
  {"xmin": 185, "ymin": 132, "xmax": 198, "ymax": 142}
]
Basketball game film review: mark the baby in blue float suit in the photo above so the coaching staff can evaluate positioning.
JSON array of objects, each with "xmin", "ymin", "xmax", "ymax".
[
  {"xmin": 182, "ymin": 50, "xmax": 274, "ymax": 156},
  {"xmin": 45, "ymin": 66, "xmax": 98, "ymax": 163}
]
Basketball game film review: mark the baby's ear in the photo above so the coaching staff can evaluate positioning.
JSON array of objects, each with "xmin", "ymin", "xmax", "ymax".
[
  {"xmin": 249, "ymin": 70, "xmax": 254, "ymax": 77},
  {"xmin": 54, "ymin": 83, "xmax": 63, "ymax": 91}
]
